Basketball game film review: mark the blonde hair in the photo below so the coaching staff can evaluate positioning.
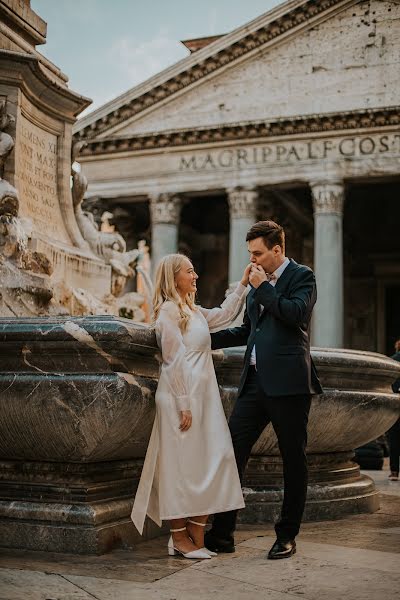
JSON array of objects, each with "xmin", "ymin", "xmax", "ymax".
[{"xmin": 153, "ymin": 254, "xmax": 196, "ymax": 332}]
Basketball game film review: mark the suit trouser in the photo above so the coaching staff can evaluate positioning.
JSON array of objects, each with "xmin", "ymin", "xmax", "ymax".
[
  {"xmin": 212, "ymin": 366, "xmax": 312, "ymax": 541},
  {"xmin": 388, "ymin": 417, "xmax": 400, "ymax": 473}
]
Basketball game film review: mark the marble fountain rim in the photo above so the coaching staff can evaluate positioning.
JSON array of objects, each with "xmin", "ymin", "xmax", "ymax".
[
  {"xmin": 0, "ymin": 317, "xmax": 399, "ymax": 462},
  {"xmin": 0, "ymin": 315, "xmax": 398, "ymax": 361},
  {"xmin": 218, "ymin": 345, "xmax": 400, "ymax": 373}
]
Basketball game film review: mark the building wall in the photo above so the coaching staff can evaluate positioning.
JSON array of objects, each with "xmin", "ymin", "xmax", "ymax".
[{"xmin": 113, "ymin": 0, "xmax": 399, "ymax": 136}]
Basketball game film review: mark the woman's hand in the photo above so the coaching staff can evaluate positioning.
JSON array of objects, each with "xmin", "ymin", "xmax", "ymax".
[
  {"xmin": 179, "ymin": 410, "xmax": 192, "ymax": 431},
  {"xmin": 240, "ymin": 263, "xmax": 253, "ymax": 287}
]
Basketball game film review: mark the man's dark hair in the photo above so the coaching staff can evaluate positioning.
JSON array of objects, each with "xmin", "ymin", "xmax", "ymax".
[{"xmin": 246, "ymin": 220, "xmax": 285, "ymax": 251}]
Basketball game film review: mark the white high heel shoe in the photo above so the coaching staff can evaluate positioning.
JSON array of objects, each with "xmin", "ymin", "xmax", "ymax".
[
  {"xmin": 187, "ymin": 520, "xmax": 218, "ymax": 557},
  {"xmin": 168, "ymin": 527, "xmax": 211, "ymax": 559}
]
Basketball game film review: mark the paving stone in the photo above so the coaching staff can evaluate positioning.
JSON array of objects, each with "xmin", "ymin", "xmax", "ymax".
[
  {"xmin": 1, "ymin": 468, "xmax": 399, "ymax": 600},
  {"xmin": 0, "ymin": 568, "xmax": 96, "ymax": 600},
  {"xmin": 65, "ymin": 567, "xmax": 292, "ymax": 600},
  {"xmin": 0, "ymin": 538, "xmax": 187, "ymax": 584},
  {"xmin": 240, "ymin": 536, "xmax": 400, "ymax": 572},
  {"xmin": 193, "ymin": 545, "xmax": 400, "ymax": 600}
]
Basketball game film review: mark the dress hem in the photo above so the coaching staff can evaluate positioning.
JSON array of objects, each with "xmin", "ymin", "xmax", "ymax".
[{"xmin": 159, "ymin": 502, "xmax": 246, "ymax": 522}]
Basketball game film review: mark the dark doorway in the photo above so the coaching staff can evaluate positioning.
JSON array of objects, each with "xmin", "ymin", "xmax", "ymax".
[
  {"xmin": 344, "ymin": 180, "xmax": 400, "ymax": 352},
  {"xmin": 179, "ymin": 194, "xmax": 229, "ymax": 307},
  {"xmin": 385, "ymin": 286, "xmax": 400, "ymax": 356}
]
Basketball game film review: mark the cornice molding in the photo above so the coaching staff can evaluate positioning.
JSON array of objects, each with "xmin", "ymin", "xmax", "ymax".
[
  {"xmin": 74, "ymin": 0, "xmax": 351, "ymax": 141},
  {"xmin": 0, "ymin": 50, "xmax": 91, "ymax": 120},
  {"xmin": 77, "ymin": 107, "xmax": 400, "ymax": 157}
]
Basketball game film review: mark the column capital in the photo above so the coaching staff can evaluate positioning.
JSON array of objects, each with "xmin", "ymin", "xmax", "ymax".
[
  {"xmin": 227, "ymin": 186, "xmax": 258, "ymax": 219},
  {"xmin": 149, "ymin": 193, "xmax": 181, "ymax": 225},
  {"xmin": 310, "ymin": 180, "xmax": 345, "ymax": 216}
]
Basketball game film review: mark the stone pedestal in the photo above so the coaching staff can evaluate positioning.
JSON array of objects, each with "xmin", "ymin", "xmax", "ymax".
[
  {"xmin": 0, "ymin": 459, "xmax": 143, "ymax": 554},
  {"xmin": 150, "ymin": 193, "xmax": 180, "ymax": 276},
  {"xmin": 311, "ymin": 181, "xmax": 345, "ymax": 348},
  {"xmin": 227, "ymin": 187, "xmax": 258, "ymax": 283},
  {"xmin": 240, "ymin": 454, "xmax": 378, "ymax": 523}
]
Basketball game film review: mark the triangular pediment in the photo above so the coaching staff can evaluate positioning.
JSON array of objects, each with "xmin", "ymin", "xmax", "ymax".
[{"xmin": 74, "ymin": 0, "xmax": 372, "ymax": 141}]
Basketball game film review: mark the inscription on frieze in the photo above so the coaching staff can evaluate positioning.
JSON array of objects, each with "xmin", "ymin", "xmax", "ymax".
[
  {"xmin": 15, "ymin": 115, "xmax": 69, "ymax": 243},
  {"xmin": 179, "ymin": 133, "xmax": 400, "ymax": 171}
]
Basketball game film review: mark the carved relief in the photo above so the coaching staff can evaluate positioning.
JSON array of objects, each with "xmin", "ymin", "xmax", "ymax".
[
  {"xmin": 0, "ymin": 99, "xmax": 54, "ymax": 315},
  {"xmin": 0, "ymin": 99, "xmax": 15, "ymax": 177},
  {"xmin": 0, "ymin": 99, "xmax": 18, "ymax": 215},
  {"xmin": 71, "ymin": 147, "xmax": 140, "ymax": 294}
]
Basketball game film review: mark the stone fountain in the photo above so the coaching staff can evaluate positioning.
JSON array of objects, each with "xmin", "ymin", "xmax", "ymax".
[
  {"xmin": 0, "ymin": 0, "xmax": 399, "ymax": 557},
  {"xmin": 0, "ymin": 317, "xmax": 399, "ymax": 555}
]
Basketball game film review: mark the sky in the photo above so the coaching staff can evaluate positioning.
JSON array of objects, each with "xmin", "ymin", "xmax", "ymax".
[{"xmin": 32, "ymin": 0, "xmax": 284, "ymax": 117}]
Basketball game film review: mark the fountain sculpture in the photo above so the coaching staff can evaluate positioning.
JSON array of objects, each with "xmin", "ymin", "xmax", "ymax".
[{"xmin": 0, "ymin": 1, "xmax": 147, "ymax": 320}]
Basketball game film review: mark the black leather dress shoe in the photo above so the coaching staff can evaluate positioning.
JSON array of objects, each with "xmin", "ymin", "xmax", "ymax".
[
  {"xmin": 267, "ymin": 538, "xmax": 296, "ymax": 560},
  {"xmin": 204, "ymin": 531, "xmax": 235, "ymax": 553}
]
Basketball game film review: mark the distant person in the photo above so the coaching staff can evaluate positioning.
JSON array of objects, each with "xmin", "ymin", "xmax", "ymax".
[{"xmin": 388, "ymin": 339, "xmax": 400, "ymax": 481}]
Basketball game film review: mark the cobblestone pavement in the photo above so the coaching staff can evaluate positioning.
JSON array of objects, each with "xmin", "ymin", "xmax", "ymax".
[{"xmin": 0, "ymin": 467, "xmax": 399, "ymax": 600}]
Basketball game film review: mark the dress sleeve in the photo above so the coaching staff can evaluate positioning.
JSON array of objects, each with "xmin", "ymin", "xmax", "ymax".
[
  {"xmin": 198, "ymin": 283, "xmax": 248, "ymax": 333},
  {"xmin": 156, "ymin": 301, "xmax": 192, "ymax": 412}
]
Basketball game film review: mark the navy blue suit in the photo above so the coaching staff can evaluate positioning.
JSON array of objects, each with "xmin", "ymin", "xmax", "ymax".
[{"xmin": 210, "ymin": 259, "xmax": 322, "ymax": 541}]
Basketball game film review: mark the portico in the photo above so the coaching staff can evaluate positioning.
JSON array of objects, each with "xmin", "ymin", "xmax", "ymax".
[{"xmin": 73, "ymin": 0, "xmax": 400, "ymax": 353}]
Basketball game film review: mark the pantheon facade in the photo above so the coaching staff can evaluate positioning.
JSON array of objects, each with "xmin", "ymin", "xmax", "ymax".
[{"xmin": 74, "ymin": 0, "xmax": 400, "ymax": 355}]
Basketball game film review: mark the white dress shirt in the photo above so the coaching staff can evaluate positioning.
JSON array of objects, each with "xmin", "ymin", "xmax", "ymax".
[{"xmin": 249, "ymin": 257, "xmax": 290, "ymax": 366}]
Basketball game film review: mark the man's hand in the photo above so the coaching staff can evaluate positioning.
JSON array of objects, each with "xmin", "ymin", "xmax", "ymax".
[
  {"xmin": 179, "ymin": 410, "xmax": 192, "ymax": 431},
  {"xmin": 240, "ymin": 263, "xmax": 253, "ymax": 286},
  {"xmin": 249, "ymin": 264, "xmax": 268, "ymax": 288}
]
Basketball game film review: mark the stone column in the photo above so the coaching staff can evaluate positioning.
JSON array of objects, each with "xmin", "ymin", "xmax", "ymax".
[
  {"xmin": 150, "ymin": 193, "xmax": 181, "ymax": 276},
  {"xmin": 227, "ymin": 187, "xmax": 258, "ymax": 283},
  {"xmin": 311, "ymin": 180, "xmax": 345, "ymax": 348}
]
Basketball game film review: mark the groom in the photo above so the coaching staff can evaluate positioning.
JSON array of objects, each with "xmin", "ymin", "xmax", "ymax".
[{"xmin": 205, "ymin": 220, "xmax": 322, "ymax": 559}]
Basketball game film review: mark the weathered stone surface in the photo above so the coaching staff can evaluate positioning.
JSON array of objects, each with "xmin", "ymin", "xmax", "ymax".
[
  {"xmin": 0, "ymin": 0, "xmax": 47, "ymax": 49},
  {"xmin": 0, "ymin": 317, "xmax": 158, "ymax": 460},
  {"xmin": 0, "ymin": 316, "xmax": 158, "ymax": 552},
  {"xmin": 0, "ymin": 3, "xmax": 148, "ymax": 319}
]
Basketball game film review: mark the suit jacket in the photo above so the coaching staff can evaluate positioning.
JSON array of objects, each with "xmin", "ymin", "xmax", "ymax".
[{"xmin": 211, "ymin": 258, "xmax": 322, "ymax": 398}]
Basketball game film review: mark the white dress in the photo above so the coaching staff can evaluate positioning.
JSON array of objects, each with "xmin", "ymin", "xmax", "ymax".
[{"xmin": 131, "ymin": 283, "xmax": 247, "ymax": 533}]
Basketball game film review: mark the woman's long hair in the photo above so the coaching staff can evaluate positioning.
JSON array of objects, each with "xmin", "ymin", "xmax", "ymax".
[{"xmin": 153, "ymin": 254, "xmax": 196, "ymax": 332}]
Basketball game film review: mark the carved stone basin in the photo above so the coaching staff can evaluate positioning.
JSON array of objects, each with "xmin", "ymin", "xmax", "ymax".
[
  {"xmin": 0, "ymin": 316, "xmax": 399, "ymax": 554},
  {"xmin": 215, "ymin": 346, "xmax": 400, "ymax": 523}
]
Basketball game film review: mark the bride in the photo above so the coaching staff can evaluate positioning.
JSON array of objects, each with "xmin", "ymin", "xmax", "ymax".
[{"xmin": 131, "ymin": 253, "xmax": 251, "ymax": 559}]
